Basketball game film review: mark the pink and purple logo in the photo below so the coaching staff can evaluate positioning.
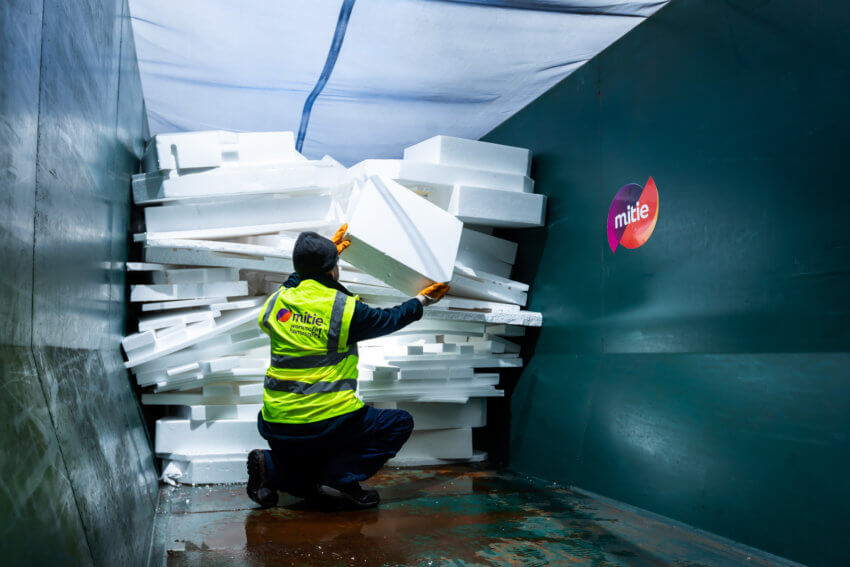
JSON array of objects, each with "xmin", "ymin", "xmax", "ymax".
[
  {"xmin": 606, "ymin": 177, "xmax": 659, "ymax": 253},
  {"xmin": 276, "ymin": 308, "xmax": 292, "ymax": 323}
]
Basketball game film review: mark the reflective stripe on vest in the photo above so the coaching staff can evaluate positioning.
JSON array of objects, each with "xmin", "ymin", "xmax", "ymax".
[
  {"xmin": 258, "ymin": 279, "xmax": 363, "ymax": 424},
  {"xmin": 270, "ymin": 344, "xmax": 358, "ymax": 369}
]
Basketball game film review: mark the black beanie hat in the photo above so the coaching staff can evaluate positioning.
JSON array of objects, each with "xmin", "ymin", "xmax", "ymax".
[{"xmin": 292, "ymin": 231, "xmax": 339, "ymax": 276}]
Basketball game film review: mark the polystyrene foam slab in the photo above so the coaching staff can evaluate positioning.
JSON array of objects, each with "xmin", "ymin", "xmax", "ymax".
[
  {"xmin": 187, "ymin": 404, "xmax": 263, "ymax": 422},
  {"xmin": 392, "ymin": 428, "xmax": 472, "ymax": 460},
  {"xmin": 350, "ymin": 159, "xmax": 533, "ymax": 194},
  {"xmin": 459, "ymin": 228, "xmax": 518, "ymax": 264},
  {"xmin": 133, "ymin": 159, "xmax": 350, "ymax": 205},
  {"xmin": 397, "ymin": 400, "xmax": 486, "ymax": 430},
  {"xmin": 449, "ymin": 272, "xmax": 527, "ymax": 306},
  {"xmin": 141, "ymin": 390, "xmax": 262, "ymax": 407},
  {"xmin": 138, "ymin": 308, "xmax": 220, "ymax": 332},
  {"xmin": 144, "ymin": 193, "xmax": 335, "ymax": 235},
  {"xmin": 455, "ymin": 254, "xmax": 512, "ymax": 279},
  {"xmin": 141, "ymin": 297, "xmax": 226, "ymax": 312},
  {"xmin": 130, "ymin": 281, "xmax": 248, "ymax": 302},
  {"xmin": 151, "ymin": 268, "xmax": 239, "ymax": 285},
  {"xmin": 142, "ymin": 130, "xmax": 301, "ymax": 172},
  {"xmin": 155, "ymin": 417, "xmax": 266, "ymax": 455},
  {"xmin": 122, "ymin": 330, "xmax": 155, "ymax": 352},
  {"xmin": 124, "ymin": 307, "xmax": 261, "ymax": 368},
  {"xmin": 449, "ymin": 185, "xmax": 546, "ymax": 228},
  {"xmin": 126, "ymin": 262, "xmax": 182, "ymax": 271},
  {"xmin": 160, "ymin": 453, "xmax": 250, "ymax": 485},
  {"xmin": 131, "ymin": 331, "xmax": 268, "ymax": 375},
  {"xmin": 404, "ymin": 135, "xmax": 531, "ymax": 176},
  {"xmin": 421, "ymin": 308, "xmax": 542, "ymax": 327},
  {"xmin": 144, "ymin": 239, "xmax": 295, "ymax": 274},
  {"xmin": 344, "ymin": 176, "xmax": 462, "ymax": 295}
]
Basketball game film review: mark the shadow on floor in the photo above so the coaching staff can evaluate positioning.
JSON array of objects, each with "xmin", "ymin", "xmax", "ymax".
[{"xmin": 151, "ymin": 465, "xmax": 799, "ymax": 567}]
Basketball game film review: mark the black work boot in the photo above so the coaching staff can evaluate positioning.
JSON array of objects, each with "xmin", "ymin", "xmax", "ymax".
[
  {"xmin": 318, "ymin": 482, "xmax": 380, "ymax": 510},
  {"xmin": 247, "ymin": 449, "xmax": 278, "ymax": 508}
]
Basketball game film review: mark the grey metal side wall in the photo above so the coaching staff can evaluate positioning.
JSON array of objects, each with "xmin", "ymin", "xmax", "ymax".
[
  {"xmin": 484, "ymin": 1, "xmax": 850, "ymax": 565},
  {"xmin": 0, "ymin": 1, "xmax": 159, "ymax": 565}
]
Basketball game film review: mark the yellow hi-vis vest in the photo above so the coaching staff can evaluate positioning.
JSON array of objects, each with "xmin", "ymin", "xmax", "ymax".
[{"xmin": 258, "ymin": 279, "xmax": 363, "ymax": 424}]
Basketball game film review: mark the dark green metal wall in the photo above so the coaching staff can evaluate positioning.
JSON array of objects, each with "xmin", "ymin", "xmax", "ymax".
[
  {"xmin": 484, "ymin": 1, "xmax": 850, "ymax": 565},
  {"xmin": 0, "ymin": 1, "xmax": 159, "ymax": 565}
]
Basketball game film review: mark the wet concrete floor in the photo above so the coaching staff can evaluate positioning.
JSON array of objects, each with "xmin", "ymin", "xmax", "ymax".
[{"xmin": 151, "ymin": 465, "xmax": 799, "ymax": 566}]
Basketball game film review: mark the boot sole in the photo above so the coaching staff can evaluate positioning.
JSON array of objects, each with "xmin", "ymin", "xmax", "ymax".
[{"xmin": 247, "ymin": 449, "xmax": 278, "ymax": 508}]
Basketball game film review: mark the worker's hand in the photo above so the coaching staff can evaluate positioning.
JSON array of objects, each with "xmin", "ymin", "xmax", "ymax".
[
  {"xmin": 416, "ymin": 283, "xmax": 450, "ymax": 306},
  {"xmin": 331, "ymin": 223, "xmax": 350, "ymax": 254}
]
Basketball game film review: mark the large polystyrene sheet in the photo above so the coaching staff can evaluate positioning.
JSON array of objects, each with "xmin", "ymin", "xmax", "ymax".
[{"xmin": 129, "ymin": 0, "xmax": 666, "ymax": 165}]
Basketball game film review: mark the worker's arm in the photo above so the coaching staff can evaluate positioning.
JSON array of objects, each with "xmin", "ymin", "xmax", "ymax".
[
  {"xmin": 348, "ymin": 298, "xmax": 423, "ymax": 343},
  {"xmin": 347, "ymin": 283, "xmax": 451, "ymax": 343}
]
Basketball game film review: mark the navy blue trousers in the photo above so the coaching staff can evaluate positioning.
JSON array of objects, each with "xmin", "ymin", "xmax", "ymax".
[{"xmin": 258, "ymin": 406, "xmax": 413, "ymax": 497}]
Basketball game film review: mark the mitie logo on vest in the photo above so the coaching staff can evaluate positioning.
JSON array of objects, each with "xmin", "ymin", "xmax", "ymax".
[
  {"xmin": 606, "ymin": 177, "xmax": 659, "ymax": 253},
  {"xmin": 277, "ymin": 308, "xmax": 325, "ymax": 339}
]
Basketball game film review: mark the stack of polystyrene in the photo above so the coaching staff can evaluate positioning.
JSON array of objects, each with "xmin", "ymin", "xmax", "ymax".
[
  {"xmin": 349, "ymin": 135, "xmax": 546, "ymax": 228},
  {"xmin": 126, "ymin": 130, "xmax": 349, "ymax": 484},
  {"xmin": 123, "ymin": 131, "xmax": 546, "ymax": 483}
]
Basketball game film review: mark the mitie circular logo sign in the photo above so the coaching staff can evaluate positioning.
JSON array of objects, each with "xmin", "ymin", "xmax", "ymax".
[{"xmin": 606, "ymin": 177, "xmax": 659, "ymax": 253}]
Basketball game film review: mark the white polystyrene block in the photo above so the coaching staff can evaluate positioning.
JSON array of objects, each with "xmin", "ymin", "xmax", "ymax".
[
  {"xmin": 130, "ymin": 281, "xmax": 248, "ymax": 302},
  {"xmin": 458, "ymin": 228, "xmax": 517, "ymax": 264},
  {"xmin": 421, "ymin": 308, "xmax": 542, "ymax": 327},
  {"xmin": 144, "ymin": 239, "xmax": 294, "ymax": 274},
  {"xmin": 209, "ymin": 297, "xmax": 266, "ymax": 311},
  {"xmin": 132, "ymin": 331, "xmax": 267, "ymax": 375},
  {"xmin": 133, "ymin": 159, "xmax": 350, "ymax": 205},
  {"xmin": 144, "ymin": 194, "xmax": 335, "ymax": 238},
  {"xmin": 126, "ymin": 262, "xmax": 181, "ymax": 271},
  {"xmin": 189, "ymin": 404, "xmax": 262, "ymax": 422},
  {"xmin": 394, "ymin": 428, "xmax": 472, "ymax": 460},
  {"xmin": 207, "ymin": 356, "xmax": 241, "ymax": 373},
  {"xmin": 138, "ymin": 309, "xmax": 219, "ymax": 332},
  {"xmin": 122, "ymin": 330, "xmax": 155, "ymax": 352},
  {"xmin": 151, "ymin": 268, "xmax": 239, "ymax": 284},
  {"xmin": 485, "ymin": 324, "xmax": 526, "ymax": 336},
  {"xmin": 422, "ymin": 343, "xmax": 457, "ymax": 354},
  {"xmin": 449, "ymin": 185, "xmax": 546, "ymax": 228},
  {"xmin": 237, "ymin": 383, "xmax": 264, "ymax": 397},
  {"xmin": 203, "ymin": 384, "xmax": 236, "ymax": 397},
  {"xmin": 398, "ymin": 319, "xmax": 486, "ymax": 336},
  {"xmin": 350, "ymin": 159, "xmax": 533, "ymax": 195},
  {"xmin": 397, "ymin": 400, "xmax": 486, "ymax": 430},
  {"xmin": 140, "ymin": 297, "xmax": 226, "ymax": 312},
  {"xmin": 124, "ymin": 307, "xmax": 261, "ymax": 368},
  {"xmin": 383, "ymin": 353, "xmax": 521, "ymax": 369},
  {"xmin": 160, "ymin": 453, "xmax": 250, "ymax": 485},
  {"xmin": 344, "ymin": 176, "xmax": 462, "ymax": 295},
  {"xmin": 154, "ymin": 323, "xmax": 189, "ymax": 341},
  {"xmin": 404, "ymin": 136, "xmax": 531, "ymax": 176},
  {"xmin": 155, "ymin": 417, "xmax": 266, "ymax": 455},
  {"xmin": 142, "ymin": 131, "xmax": 300, "ymax": 172},
  {"xmin": 484, "ymin": 334, "xmax": 521, "ymax": 353},
  {"xmin": 449, "ymin": 272, "xmax": 527, "ymax": 306},
  {"xmin": 455, "ymin": 254, "xmax": 512, "ymax": 279}
]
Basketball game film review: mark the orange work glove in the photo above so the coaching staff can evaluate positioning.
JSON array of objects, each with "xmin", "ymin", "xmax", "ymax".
[
  {"xmin": 331, "ymin": 223, "xmax": 351, "ymax": 254},
  {"xmin": 416, "ymin": 282, "xmax": 450, "ymax": 306}
]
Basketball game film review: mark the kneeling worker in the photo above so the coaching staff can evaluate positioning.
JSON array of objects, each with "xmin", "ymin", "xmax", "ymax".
[{"xmin": 247, "ymin": 225, "xmax": 449, "ymax": 509}]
